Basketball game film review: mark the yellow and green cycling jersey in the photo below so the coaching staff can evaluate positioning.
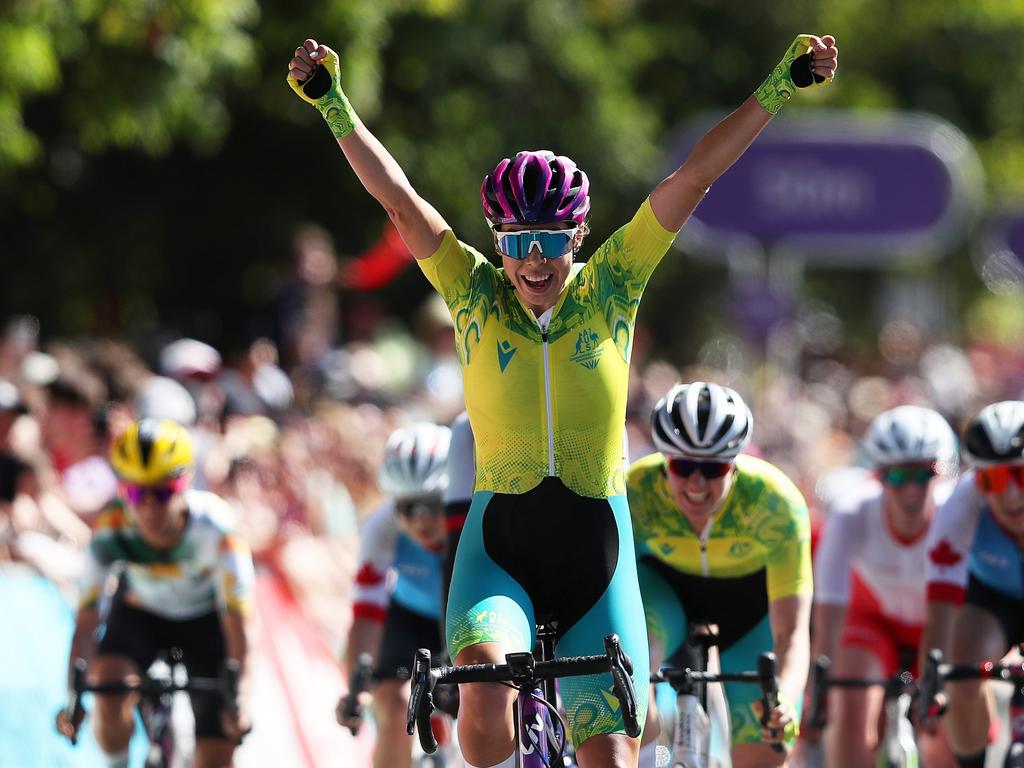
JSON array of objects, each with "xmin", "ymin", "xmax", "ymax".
[
  {"xmin": 627, "ymin": 453, "xmax": 813, "ymax": 600},
  {"xmin": 418, "ymin": 199, "xmax": 676, "ymax": 498}
]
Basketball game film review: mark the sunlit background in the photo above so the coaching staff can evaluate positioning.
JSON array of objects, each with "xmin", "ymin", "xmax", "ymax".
[{"xmin": 2, "ymin": 1, "xmax": 1024, "ymax": 764}]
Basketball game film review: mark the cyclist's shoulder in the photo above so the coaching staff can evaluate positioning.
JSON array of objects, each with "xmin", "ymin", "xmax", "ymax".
[
  {"xmin": 424, "ymin": 230, "xmax": 496, "ymax": 280},
  {"xmin": 93, "ymin": 498, "xmax": 129, "ymax": 533},
  {"xmin": 730, "ymin": 455, "xmax": 807, "ymax": 514},
  {"xmin": 625, "ymin": 452, "xmax": 667, "ymax": 491},
  {"xmin": 184, "ymin": 489, "xmax": 237, "ymax": 530},
  {"xmin": 733, "ymin": 455, "xmax": 802, "ymax": 495},
  {"xmin": 358, "ymin": 499, "xmax": 400, "ymax": 553}
]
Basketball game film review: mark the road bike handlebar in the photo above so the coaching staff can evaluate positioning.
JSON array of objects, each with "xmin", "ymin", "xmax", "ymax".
[
  {"xmin": 919, "ymin": 647, "xmax": 1024, "ymax": 725},
  {"xmin": 60, "ymin": 657, "xmax": 242, "ymax": 745},
  {"xmin": 341, "ymin": 653, "xmax": 375, "ymax": 736},
  {"xmin": 652, "ymin": 651, "xmax": 784, "ymax": 753},
  {"xmin": 407, "ymin": 633, "xmax": 640, "ymax": 754},
  {"xmin": 808, "ymin": 655, "xmax": 917, "ymax": 731}
]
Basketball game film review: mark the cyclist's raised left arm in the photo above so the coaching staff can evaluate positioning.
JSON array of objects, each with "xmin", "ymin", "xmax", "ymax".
[
  {"xmin": 649, "ymin": 34, "xmax": 838, "ymax": 232},
  {"xmin": 287, "ymin": 39, "xmax": 449, "ymax": 260}
]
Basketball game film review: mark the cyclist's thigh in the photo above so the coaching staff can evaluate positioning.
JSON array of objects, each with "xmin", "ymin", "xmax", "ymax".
[
  {"xmin": 170, "ymin": 611, "xmax": 227, "ymax": 740},
  {"xmin": 556, "ymin": 494, "xmax": 650, "ymax": 748},
  {"xmin": 951, "ymin": 604, "xmax": 1008, "ymax": 669},
  {"xmin": 719, "ymin": 615, "xmax": 794, "ymax": 748},
  {"xmin": 956, "ymin": 576, "xmax": 1018, "ymax": 664},
  {"xmin": 88, "ymin": 654, "xmax": 140, "ymax": 718},
  {"xmin": 96, "ymin": 598, "xmax": 163, "ymax": 673},
  {"xmin": 637, "ymin": 559, "xmax": 688, "ymax": 669},
  {"xmin": 375, "ymin": 600, "xmax": 445, "ymax": 682},
  {"xmin": 828, "ymin": 645, "xmax": 886, "ymax": 742},
  {"xmin": 446, "ymin": 490, "xmax": 535, "ymax": 658}
]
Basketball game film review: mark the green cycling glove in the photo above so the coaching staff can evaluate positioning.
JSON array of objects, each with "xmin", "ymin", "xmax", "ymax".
[
  {"xmin": 287, "ymin": 47, "xmax": 357, "ymax": 139},
  {"xmin": 754, "ymin": 35, "xmax": 832, "ymax": 115}
]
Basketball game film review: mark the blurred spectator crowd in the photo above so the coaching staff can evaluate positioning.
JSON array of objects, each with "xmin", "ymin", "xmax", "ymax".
[{"xmin": 1, "ymin": 228, "xmax": 1022, "ymax": 656}]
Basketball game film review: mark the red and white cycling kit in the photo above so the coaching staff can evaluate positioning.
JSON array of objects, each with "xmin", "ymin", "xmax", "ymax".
[{"xmin": 814, "ymin": 480, "xmax": 953, "ymax": 674}]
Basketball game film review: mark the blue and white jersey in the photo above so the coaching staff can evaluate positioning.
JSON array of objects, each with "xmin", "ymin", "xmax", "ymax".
[
  {"xmin": 926, "ymin": 472, "xmax": 1024, "ymax": 603},
  {"xmin": 352, "ymin": 500, "xmax": 444, "ymax": 621}
]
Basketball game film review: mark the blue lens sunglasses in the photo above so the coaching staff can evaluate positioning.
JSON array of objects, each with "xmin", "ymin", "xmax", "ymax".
[{"xmin": 493, "ymin": 227, "xmax": 578, "ymax": 260}]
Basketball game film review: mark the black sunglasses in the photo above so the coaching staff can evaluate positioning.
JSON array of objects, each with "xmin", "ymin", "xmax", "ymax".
[{"xmin": 666, "ymin": 458, "xmax": 734, "ymax": 480}]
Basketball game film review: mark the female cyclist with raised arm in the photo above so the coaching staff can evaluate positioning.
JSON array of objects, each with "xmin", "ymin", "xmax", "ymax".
[{"xmin": 287, "ymin": 33, "xmax": 838, "ymax": 768}]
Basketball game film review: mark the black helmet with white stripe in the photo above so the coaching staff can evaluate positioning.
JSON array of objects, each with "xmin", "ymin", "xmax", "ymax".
[
  {"xmin": 963, "ymin": 400, "xmax": 1024, "ymax": 468},
  {"xmin": 651, "ymin": 382, "xmax": 753, "ymax": 460},
  {"xmin": 378, "ymin": 423, "xmax": 452, "ymax": 500},
  {"xmin": 863, "ymin": 405, "xmax": 958, "ymax": 473}
]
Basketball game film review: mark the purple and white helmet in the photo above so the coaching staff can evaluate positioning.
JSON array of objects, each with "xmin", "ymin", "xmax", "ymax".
[{"xmin": 481, "ymin": 150, "xmax": 590, "ymax": 226}]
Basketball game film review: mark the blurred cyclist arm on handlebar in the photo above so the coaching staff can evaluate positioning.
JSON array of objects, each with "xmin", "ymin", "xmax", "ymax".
[{"xmin": 763, "ymin": 592, "xmax": 812, "ymax": 739}]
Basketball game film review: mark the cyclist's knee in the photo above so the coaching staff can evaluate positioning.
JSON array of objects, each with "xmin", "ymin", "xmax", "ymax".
[
  {"xmin": 373, "ymin": 679, "xmax": 410, "ymax": 724},
  {"xmin": 194, "ymin": 739, "xmax": 236, "ymax": 768}
]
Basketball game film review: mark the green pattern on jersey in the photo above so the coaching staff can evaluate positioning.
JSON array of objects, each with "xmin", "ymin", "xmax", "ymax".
[
  {"xmin": 418, "ymin": 199, "xmax": 676, "ymax": 498},
  {"xmin": 627, "ymin": 453, "xmax": 813, "ymax": 600}
]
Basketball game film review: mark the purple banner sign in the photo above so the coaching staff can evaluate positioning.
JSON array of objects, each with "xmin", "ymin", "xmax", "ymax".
[
  {"xmin": 985, "ymin": 212, "xmax": 1024, "ymax": 267},
  {"xmin": 671, "ymin": 111, "xmax": 984, "ymax": 265}
]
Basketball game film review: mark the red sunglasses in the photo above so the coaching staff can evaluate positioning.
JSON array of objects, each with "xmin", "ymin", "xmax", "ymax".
[
  {"xmin": 121, "ymin": 476, "xmax": 189, "ymax": 505},
  {"xmin": 975, "ymin": 465, "xmax": 1024, "ymax": 494},
  {"xmin": 666, "ymin": 458, "xmax": 734, "ymax": 480}
]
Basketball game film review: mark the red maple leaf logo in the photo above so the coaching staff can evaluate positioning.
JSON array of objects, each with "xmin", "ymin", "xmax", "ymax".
[
  {"xmin": 929, "ymin": 539, "xmax": 963, "ymax": 568},
  {"xmin": 355, "ymin": 563, "xmax": 385, "ymax": 586}
]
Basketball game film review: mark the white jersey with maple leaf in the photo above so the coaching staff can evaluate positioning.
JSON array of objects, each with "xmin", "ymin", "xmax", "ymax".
[
  {"xmin": 816, "ymin": 480, "xmax": 952, "ymax": 625},
  {"xmin": 926, "ymin": 471, "xmax": 1024, "ymax": 604}
]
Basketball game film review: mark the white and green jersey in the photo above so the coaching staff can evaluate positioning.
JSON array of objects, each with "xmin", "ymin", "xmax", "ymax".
[{"xmin": 80, "ymin": 490, "xmax": 255, "ymax": 621}]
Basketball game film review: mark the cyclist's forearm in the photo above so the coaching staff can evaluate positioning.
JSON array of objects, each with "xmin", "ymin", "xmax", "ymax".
[
  {"xmin": 809, "ymin": 602, "xmax": 846, "ymax": 663},
  {"xmin": 343, "ymin": 617, "xmax": 384, "ymax": 683},
  {"xmin": 770, "ymin": 593, "xmax": 812, "ymax": 700},
  {"xmin": 338, "ymin": 122, "xmax": 448, "ymax": 260},
  {"xmin": 67, "ymin": 607, "xmax": 100, "ymax": 686},
  {"xmin": 774, "ymin": 629, "xmax": 810, "ymax": 702},
  {"xmin": 919, "ymin": 600, "xmax": 957, "ymax": 672},
  {"xmin": 649, "ymin": 97, "xmax": 771, "ymax": 231},
  {"xmin": 220, "ymin": 610, "xmax": 250, "ymax": 676}
]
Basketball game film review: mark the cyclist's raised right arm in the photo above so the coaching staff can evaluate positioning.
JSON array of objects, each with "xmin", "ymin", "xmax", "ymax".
[{"xmin": 288, "ymin": 39, "xmax": 449, "ymax": 260}]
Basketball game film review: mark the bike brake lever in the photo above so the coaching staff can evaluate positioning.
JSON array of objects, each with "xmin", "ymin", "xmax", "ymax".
[
  {"xmin": 604, "ymin": 634, "xmax": 641, "ymax": 738},
  {"xmin": 757, "ymin": 652, "xmax": 784, "ymax": 754},
  {"xmin": 407, "ymin": 648, "xmax": 438, "ymax": 754},
  {"xmin": 810, "ymin": 655, "xmax": 830, "ymax": 731}
]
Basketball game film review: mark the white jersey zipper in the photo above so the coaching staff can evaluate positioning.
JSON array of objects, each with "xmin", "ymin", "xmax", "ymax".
[
  {"xmin": 536, "ymin": 311, "xmax": 555, "ymax": 476},
  {"xmin": 699, "ymin": 519, "xmax": 713, "ymax": 577}
]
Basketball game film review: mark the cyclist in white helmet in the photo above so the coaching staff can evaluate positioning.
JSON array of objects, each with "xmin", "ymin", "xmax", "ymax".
[
  {"xmin": 811, "ymin": 405, "xmax": 958, "ymax": 767},
  {"xmin": 630, "ymin": 382, "xmax": 812, "ymax": 767},
  {"xmin": 921, "ymin": 401, "xmax": 1024, "ymax": 768},
  {"xmin": 336, "ymin": 422, "xmax": 451, "ymax": 768}
]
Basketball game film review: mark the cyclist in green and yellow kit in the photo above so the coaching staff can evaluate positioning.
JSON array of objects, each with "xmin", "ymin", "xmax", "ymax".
[
  {"xmin": 631, "ymin": 382, "xmax": 812, "ymax": 767},
  {"xmin": 287, "ymin": 34, "xmax": 837, "ymax": 768}
]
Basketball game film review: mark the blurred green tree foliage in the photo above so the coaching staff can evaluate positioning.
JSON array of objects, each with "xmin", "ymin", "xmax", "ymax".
[{"xmin": 2, "ymin": 0, "xmax": 1022, "ymax": 352}]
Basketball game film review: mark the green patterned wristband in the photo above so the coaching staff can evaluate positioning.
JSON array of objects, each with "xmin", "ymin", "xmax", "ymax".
[
  {"xmin": 318, "ymin": 90, "xmax": 357, "ymax": 139},
  {"xmin": 754, "ymin": 60, "xmax": 796, "ymax": 116}
]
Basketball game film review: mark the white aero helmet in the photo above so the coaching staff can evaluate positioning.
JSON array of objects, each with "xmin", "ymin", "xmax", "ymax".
[
  {"xmin": 962, "ymin": 400, "xmax": 1024, "ymax": 468},
  {"xmin": 378, "ymin": 422, "xmax": 452, "ymax": 500},
  {"xmin": 651, "ymin": 382, "xmax": 753, "ymax": 460},
  {"xmin": 863, "ymin": 405, "xmax": 958, "ymax": 472}
]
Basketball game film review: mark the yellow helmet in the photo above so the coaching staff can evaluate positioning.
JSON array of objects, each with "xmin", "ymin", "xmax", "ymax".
[{"xmin": 110, "ymin": 419, "xmax": 194, "ymax": 485}]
